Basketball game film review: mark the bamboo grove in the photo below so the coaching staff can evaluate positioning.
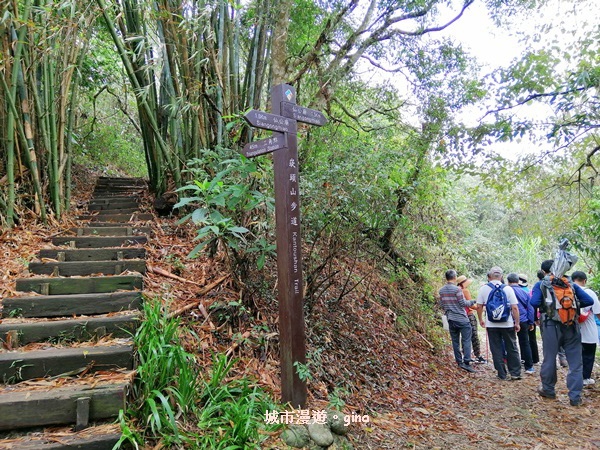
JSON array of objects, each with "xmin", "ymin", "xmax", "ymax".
[
  {"xmin": 1, "ymin": 0, "xmax": 530, "ymax": 229},
  {"xmin": 1, "ymin": 0, "xmax": 289, "ymax": 227},
  {"xmin": 1, "ymin": 0, "xmax": 94, "ymax": 226},
  {"xmin": 95, "ymin": 0, "xmax": 298, "ymax": 194}
]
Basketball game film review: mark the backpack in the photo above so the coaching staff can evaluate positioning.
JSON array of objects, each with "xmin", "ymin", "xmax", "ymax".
[
  {"xmin": 541, "ymin": 275, "xmax": 579, "ymax": 325},
  {"xmin": 486, "ymin": 282, "xmax": 511, "ymax": 322}
]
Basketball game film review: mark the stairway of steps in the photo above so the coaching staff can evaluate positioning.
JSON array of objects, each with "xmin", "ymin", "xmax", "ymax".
[{"xmin": 0, "ymin": 177, "xmax": 151, "ymax": 449}]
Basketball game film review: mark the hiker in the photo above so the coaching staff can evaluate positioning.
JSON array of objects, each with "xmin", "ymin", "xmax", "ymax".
[
  {"xmin": 531, "ymin": 260, "xmax": 594, "ymax": 406},
  {"xmin": 536, "ymin": 269, "xmax": 566, "ymax": 366},
  {"xmin": 439, "ymin": 270, "xmax": 477, "ymax": 373},
  {"xmin": 571, "ymin": 271, "xmax": 600, "ymax": 386},
  {"xmin": 519, "ymin": 274, "xmax": 540, "ymax": 365},
  {"xmin": 536, "ymin": 268, "xmax": 570, "ymax": 368},
  {"xmin": 518, "ymin": 274, "xmax": 531, "ymax": 295},
  {"xmin": 476, "ymin": 266, "xmax": 522, "ymax": 380},
  {"xmin": 507, "ymin": 273, "xmax": 535, "ymax": 374},
  {"xmin": 457, "ymin": 275, "xmax": 486, "ymax": 364}
]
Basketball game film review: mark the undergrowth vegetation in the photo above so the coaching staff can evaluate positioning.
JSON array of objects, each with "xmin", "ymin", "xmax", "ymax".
[
  {"xmin": 117, "ymin": 297, "xmax": 281, "ymax": 449},
  {"xmin": 175, "ymin": 147, "xmax": 276, "ymax": 292},
  {"xmin": 73, "ymin": 94, "xmax": 147, "ymax": 178}
]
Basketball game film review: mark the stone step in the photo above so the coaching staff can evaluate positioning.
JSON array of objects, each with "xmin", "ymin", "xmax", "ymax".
[
  {"xmin": 90, "ymin": 207, "xmax": 140, "ymax": 215},
  {"xmin": 28, "ymin": 260, "xmax": 146, "ymax": 276},
  {"xmin": 0, "ymin": 345, "xmax": 134, "ymax": 383},
  {"xmin": 14, "ymin": 275, "xmax": 143, "ymax": 296},
  {"xmin": 89, "ymin": 195, "xmax": 140, "ymax": 203},
  {"xmin": 0, "ymin": 382, "xmax": 128, "ymax": 431},
  {"xmin": 92, "ymin": 188, "xmax": 144, "ymax": 195},
  {"xmin": 0, "ymin": 431, "xmax": 122, "ymax": 449},
  {"xmin": 0, "ymin": 177, "xmax": 148, "ymax": 438},
  {"xmin": 97, "ymin": 175, "xmax": 145, "ymax": 182},
  {"xmin": 73, "ymin": 221, "xmax": 147, "ymax": 228},
  {"xmin": 78, "ymin": 213, "xmax": 154, "ymax": 222},
  {"xmin": 0, "ymin": 314, "xmax": 140, "ymax": 344},
  {"xmin": 38, "ymin": 248, "xmax": 146, "ymax": 262},
  {"xmin": 51, "ymin": 235, "xmax": 147, "ymax": 248},
  {"xmin": 2, "ymin": 291, "xmax": 142, "ymax": 318},
  {"xmin": 94, "ymin": 178, "xmax": 143, "ymax": 182},
  {"xmin": 65, "ymin": 226, "xmax": 150, "ymax": 237},
  {"xmin": 94, "ymin": 180, "xmax": 145, "ymax": 187},
  {"xmin": 87, "ymin": 201, "xmax": 140, "ymax": 211},
  {"xmin": 94, "ymin": 181, "xmax": 145, "ymax": 187}
]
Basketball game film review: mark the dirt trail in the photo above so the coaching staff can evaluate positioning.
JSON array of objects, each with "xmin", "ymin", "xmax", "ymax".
[{"xmin": 353, "ymin": 359, "xmax": 600, "ymax": 449}]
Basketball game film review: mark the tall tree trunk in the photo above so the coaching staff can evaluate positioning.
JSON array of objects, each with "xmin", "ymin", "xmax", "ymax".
[{"xmin": 271, "ymin": 0, "xmax": 292, "ymax": 85}]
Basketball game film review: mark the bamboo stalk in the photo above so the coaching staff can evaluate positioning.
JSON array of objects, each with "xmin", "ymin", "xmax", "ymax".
[
  {"xmin": 43, "ymin": 20, "xmax": 60, "ymax": 217},
  {"xmin": 0, "ymin": 71, "xmax": 47, "ymax": 223},
  {"xmin": 230, "ymin": 1, "xmax": 241, "ymax": 113},
  {"xmin": 253, "ymin": 0, "xmax": 270, "ymax": 108},
  {"xmin": 5, "ymin": 25, "xmax": 18, "ymax": 227},
  {"xmin": 5, "ymin": 0, "xmax": 40, "ymax": 225},
  {"xmin": 96, "ymin": 0, "xmax": 177, "ymax": 192},
  {"xmin": 214, "ymin": 0, "xmax": 225, "ymax": 146}
]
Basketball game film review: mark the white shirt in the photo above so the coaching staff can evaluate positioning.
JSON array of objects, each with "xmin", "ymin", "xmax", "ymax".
[
  {"xmin": 580, "ymin": 287, "xmax": 600, "ymax": 344},
  {"xmin": 476, "ymin": 280, "xmax": 519, "ymax": 328}
]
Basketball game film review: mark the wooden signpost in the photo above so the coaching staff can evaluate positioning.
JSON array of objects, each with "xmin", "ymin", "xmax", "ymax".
[{"xmin": 243, "ymin": 84, "xmax": 327, "ymax": 408}]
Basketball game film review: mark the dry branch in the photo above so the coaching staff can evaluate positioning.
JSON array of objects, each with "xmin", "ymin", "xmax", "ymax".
[
  {"xmin": 225, "ymin": 331, "xmax": 251, "ymax": 358},
  {"xmin": 148, "ymin": 264, "xmax": 206, "ymax": 286},
  {"xmin": 166, "ymin": 275, "xmax": 228, "ymax": 319}
]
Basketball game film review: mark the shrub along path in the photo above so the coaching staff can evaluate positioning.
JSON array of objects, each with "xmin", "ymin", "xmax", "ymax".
[
  {"xmin": 2, "ymin": 174, "xmax": 600, "ymax": 449},
  {"xmin": 0, "ymin": 176, "xmax": 149, "ymax": 449}
]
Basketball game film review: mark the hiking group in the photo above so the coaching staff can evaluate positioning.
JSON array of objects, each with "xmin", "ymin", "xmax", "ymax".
[{"xmin": 439, "ymin": 243, "xmax": 599, "ymax": 407}]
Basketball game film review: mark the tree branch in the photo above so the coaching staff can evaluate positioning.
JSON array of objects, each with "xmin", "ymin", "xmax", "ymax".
[
  {"xmin": 360, "ymin": 54, "xmax": 405, "ymax": 73},
  {"xmin": 484, "ymin": 86, "xmax": 588, "ymax": 118},
  {"xmin": 289, "ymin": 0, "xmax": 359, "ymax": 84},
  {"xmin": 378, "ymin": 0, "xmax": 475, "ymax": 39}
]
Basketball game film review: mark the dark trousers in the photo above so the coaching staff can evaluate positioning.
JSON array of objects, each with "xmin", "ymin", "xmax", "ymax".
[
  {"xmin": 517, "ymin": 322, "xmax": 534, "ymax": 370},
  {"xmin": 487, "ymin": 327, "xmax": 521, "ymax": 379},
  {"xmin": 529, "ymin": 324, "xmax": 540, "ymax": 364},
  {"xmin": 582, "ymin": 342, "xmax": 597, "ymax": 380},
  {"xmin": 539, "ymin": 318, "xmax": 583, "ymax": 402},
  {"xmin": 448, "ymin": 319, "xmax": 472, "ymax": 365}
]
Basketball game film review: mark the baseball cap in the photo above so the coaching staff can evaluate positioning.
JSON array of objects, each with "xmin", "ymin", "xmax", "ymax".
[{"xmin": 488, "ymin": 266, "xmax": 503, "ymax": 277}]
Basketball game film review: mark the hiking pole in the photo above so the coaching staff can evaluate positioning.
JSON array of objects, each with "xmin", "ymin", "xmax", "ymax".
[{"xmin": 485, "ymin": 328, "xmax": 490, "ymax": 364}]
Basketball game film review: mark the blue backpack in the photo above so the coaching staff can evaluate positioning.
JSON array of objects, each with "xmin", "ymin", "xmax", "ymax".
[{"xmin": 486, "ymin": 282, "xmax": 511, "ymax": 322}]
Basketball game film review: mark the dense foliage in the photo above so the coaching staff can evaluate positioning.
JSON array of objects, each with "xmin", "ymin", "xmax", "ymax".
[
  {"xmin": 3, "ymin": 0, "xmax": 600, "ymax": 444},
  {"xmin": 119, "ymin": 298, "xmax": 280, "ymax": 448}
]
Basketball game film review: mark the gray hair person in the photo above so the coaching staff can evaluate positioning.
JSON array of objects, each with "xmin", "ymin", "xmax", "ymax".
[{"xmin": 476, "ymin": 267, "xmax": 522, "ymax": 380}]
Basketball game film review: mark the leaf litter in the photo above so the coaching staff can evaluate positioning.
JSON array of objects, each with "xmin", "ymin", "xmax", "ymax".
[{"xmin": 2, "ymin": 168, "xmax": 600, "ymax": 449}]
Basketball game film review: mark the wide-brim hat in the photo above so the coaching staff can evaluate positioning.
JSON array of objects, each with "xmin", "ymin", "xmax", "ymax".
[
  {"xmin": 518, "ymin": 274, "xmax": 528, "ymax": 287},
  {"xmin": 456, "ymin": 275, "xmax": 472, "ymax": 287}
]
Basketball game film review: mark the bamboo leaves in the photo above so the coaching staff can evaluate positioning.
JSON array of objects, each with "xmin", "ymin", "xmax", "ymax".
[
  {"xmin": 96, "ymin": 0, "xmax": 281, "ymax": 193},
  {"xmin": 0, "ymin": 0, "xmax": 94, "ymax": 225}
]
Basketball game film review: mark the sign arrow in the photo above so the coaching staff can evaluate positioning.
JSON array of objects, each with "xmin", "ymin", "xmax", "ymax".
[
  {"xmin": 242, "ymin": 133, "xmax": 287, "ymax": 158},
  {"xmin": 281, "ymin": 102, "xmax": 327, "ymax": 126},
  {"xmin": 244, "ymin": 110, "xmax": 295, "ymax": 133}
]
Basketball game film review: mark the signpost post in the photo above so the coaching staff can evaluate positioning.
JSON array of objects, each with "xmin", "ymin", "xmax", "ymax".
[{"xmin": 243, "ymin": 84, "xmax": 326, "ymax": 408}]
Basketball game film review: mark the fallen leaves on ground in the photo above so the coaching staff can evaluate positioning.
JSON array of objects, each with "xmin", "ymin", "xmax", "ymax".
[{"xmin": 2, "ymin": 167, "xmax": 600, "ymax": 449}]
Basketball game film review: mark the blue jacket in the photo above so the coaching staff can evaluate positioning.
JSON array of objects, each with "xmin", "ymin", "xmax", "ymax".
[
  {"xmin": 530, "ymin": 279, "xmax": 594, "ymax": 310},
  {"xmin": 511, "ymin": 285, "xmax": 535, "ymax": 325}
]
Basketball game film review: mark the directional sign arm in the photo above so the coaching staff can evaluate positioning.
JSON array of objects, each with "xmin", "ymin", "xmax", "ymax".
[
  {"xmin": 244, "ymin": 110, "xmax": 295, "ymax": 133},
  {"xmin": 242, "ymin": 133, "xmax": 287, "ymax": 158},
  {"xmin": 280, "ymin": 102, "xmax": 327, "ymax": 126}
]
